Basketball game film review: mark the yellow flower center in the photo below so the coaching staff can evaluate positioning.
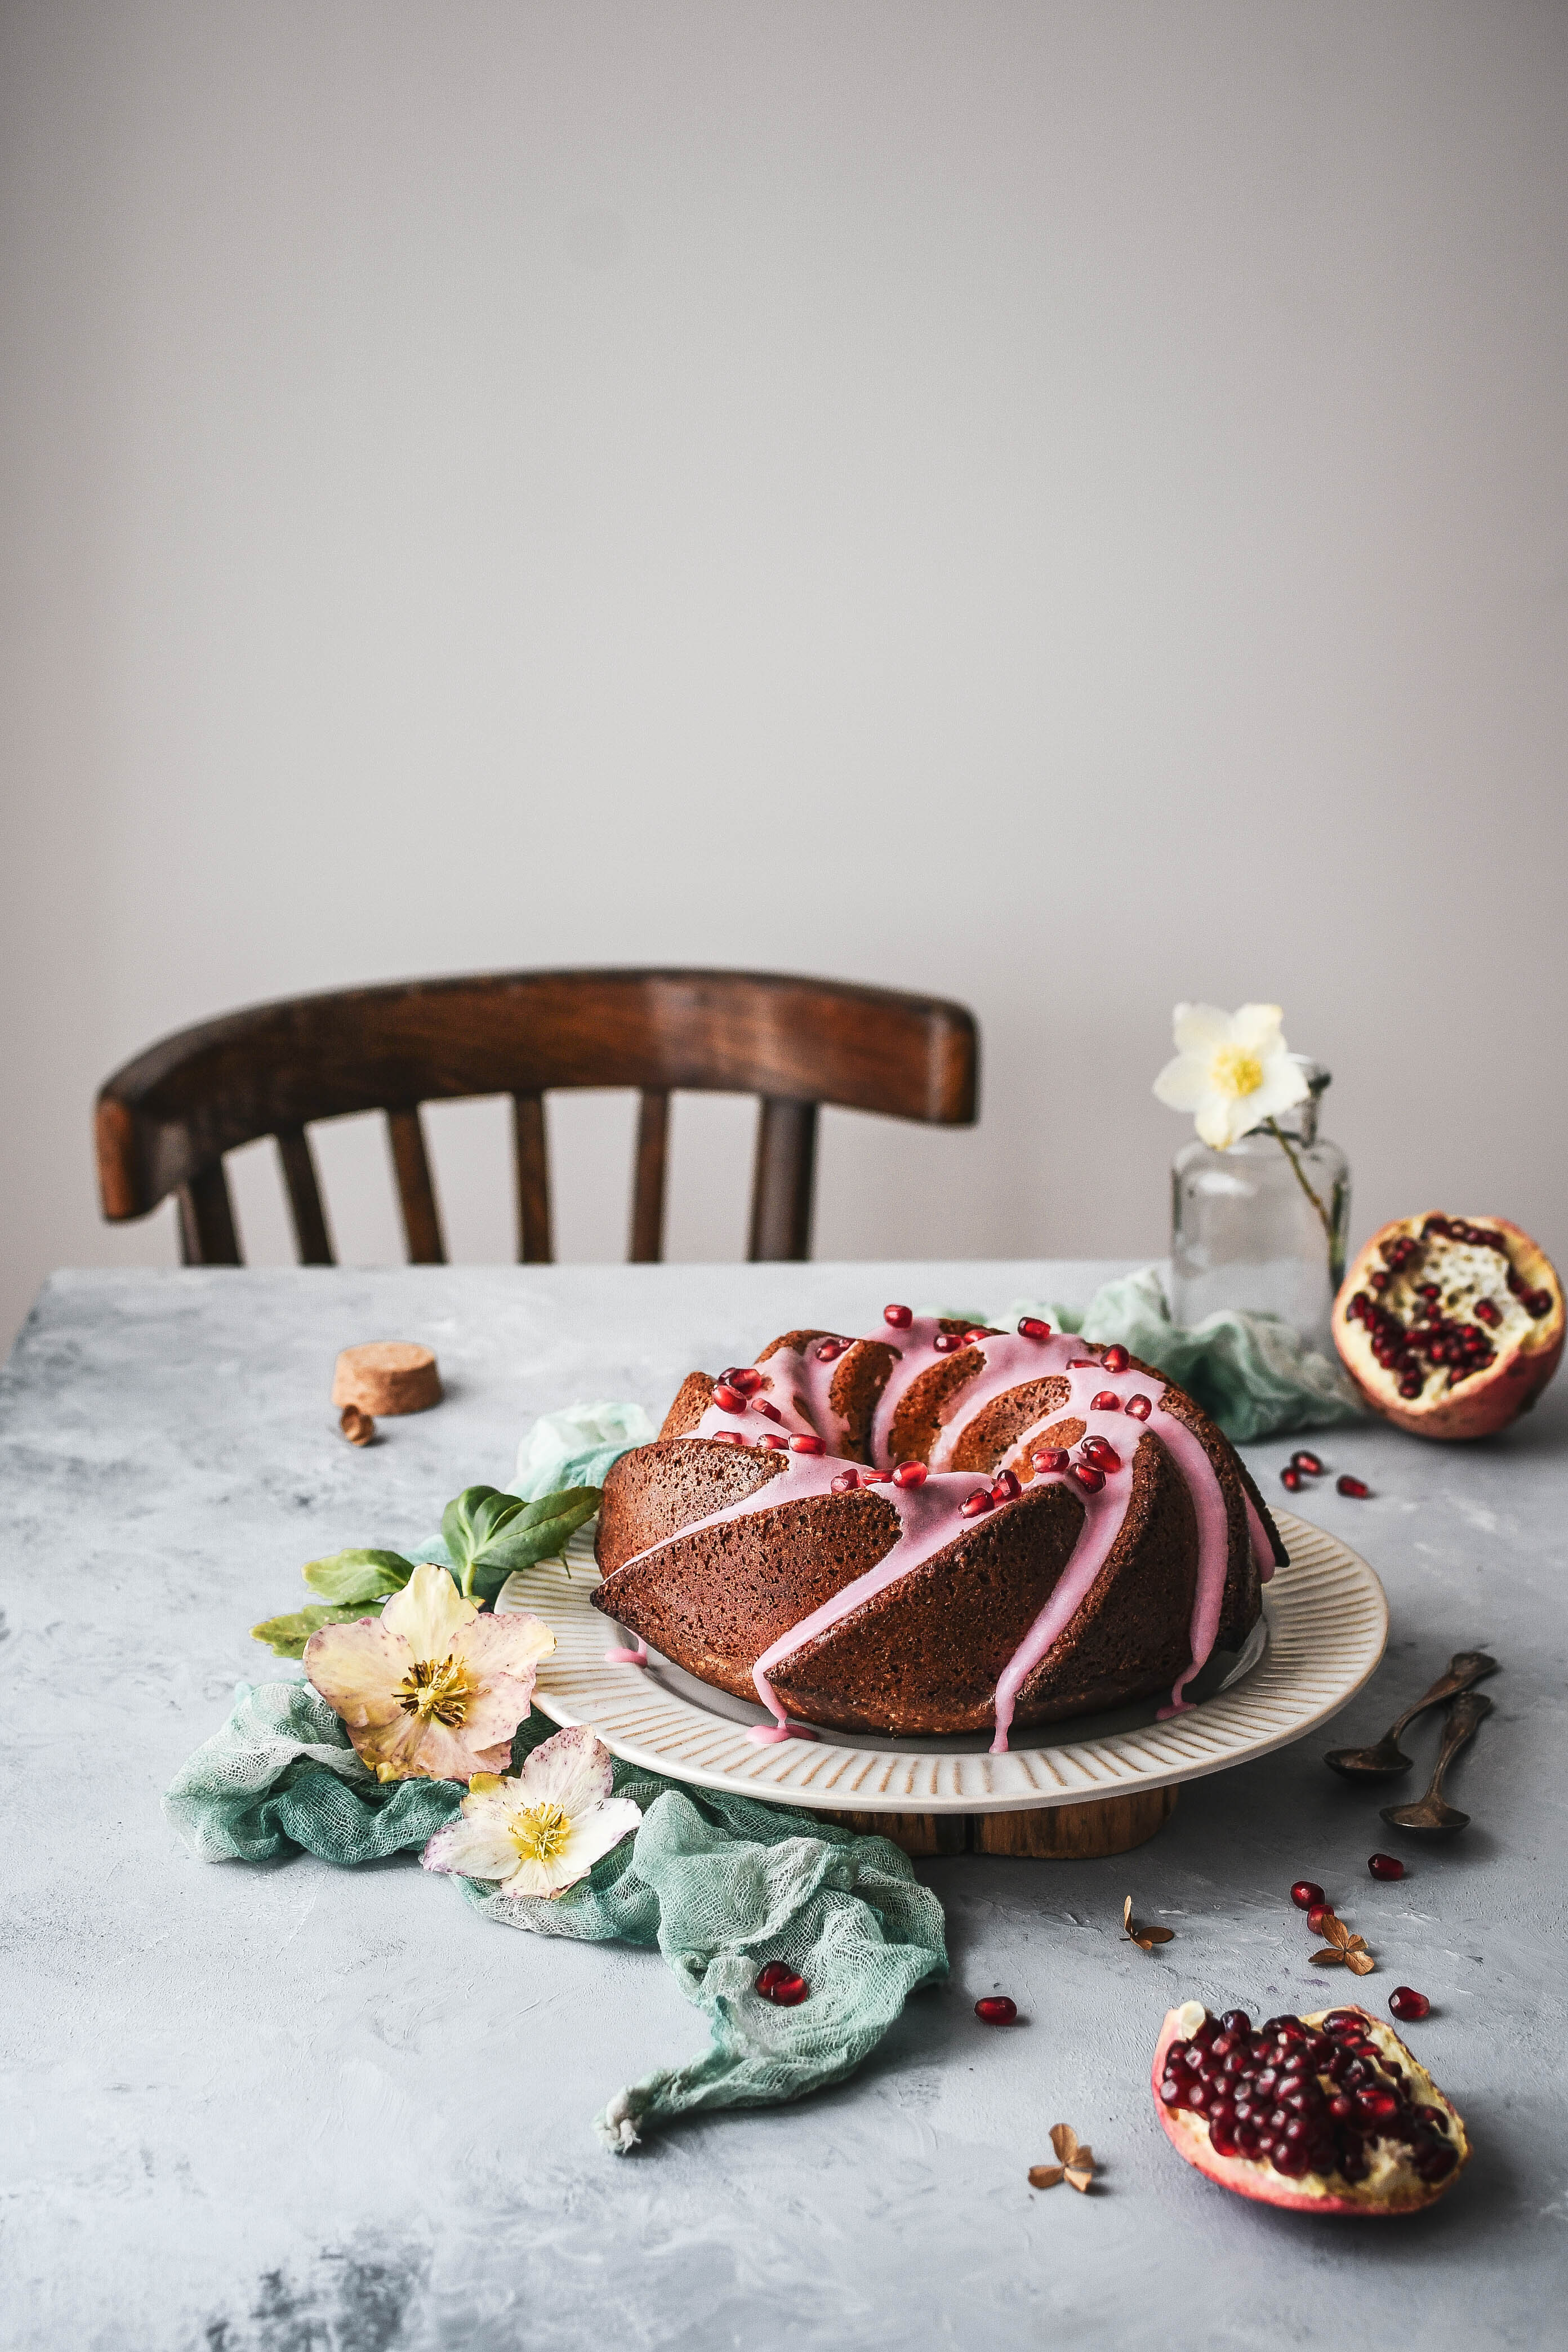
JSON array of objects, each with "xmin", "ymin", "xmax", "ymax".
[
  {"xmin": 1210, "ymin": 1043, "xmax": 1264, "ymax": 1098},
  {"xmin": 398, "ymin": 1655, "xmax": 471, "ymax": 1726},
  {"xmin": 510, "ymin": 1802, "xmax": 572, "ymax": 1865}
]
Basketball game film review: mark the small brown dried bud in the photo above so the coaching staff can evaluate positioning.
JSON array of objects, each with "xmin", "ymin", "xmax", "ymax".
[{"xmin": 339, "ymin": 1404, "xmax": 376, "ymax": 1446}]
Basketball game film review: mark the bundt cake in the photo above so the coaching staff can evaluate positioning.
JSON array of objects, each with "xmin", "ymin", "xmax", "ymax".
[{"xmin": 591, "ymin": 1307, "xmax": 1286, "ymax": 1749}]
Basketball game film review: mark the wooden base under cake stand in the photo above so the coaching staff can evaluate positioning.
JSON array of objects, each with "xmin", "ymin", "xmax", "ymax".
[{"xmin": 822, "ymin": 1782, "xmax": 1178, "ymax": 1860}]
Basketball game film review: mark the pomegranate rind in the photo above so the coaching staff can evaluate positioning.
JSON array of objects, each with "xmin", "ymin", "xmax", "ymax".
[
  {"xmin": 1333, "ymin": 1213, "xmax": 1563, "ymax": 1441},
  {"xmin": 1152, "ymin": 2001, "xmax": 1471, "ymax": 2216}
]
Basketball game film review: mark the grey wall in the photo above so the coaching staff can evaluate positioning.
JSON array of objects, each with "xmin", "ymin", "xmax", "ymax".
[{"xmin": 4, "ymin": 1, "xmax": 1566, "ymax": 1349}]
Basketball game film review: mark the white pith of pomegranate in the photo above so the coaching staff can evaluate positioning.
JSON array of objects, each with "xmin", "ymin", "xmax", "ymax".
[
  {"xmin": 1152, "ymin": 2001, "xmax": 1470, "ymax": 2216},
  {"xmin": 1333, "ymin": 1213, "xmax": 1563, "ymax": 1440}
]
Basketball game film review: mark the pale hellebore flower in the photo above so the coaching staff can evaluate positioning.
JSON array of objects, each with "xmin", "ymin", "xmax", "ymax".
[
  {"xmin": 304, "ymin": 1561, "xmax": 555, "ymax": 1783},
  {"xmin": 421, "ymin": 1723, "xmax": 642, "ymax": 1899},
  {"xmin": 1152, "ymin": 1003, "xmax": 1310, "ymax": 1152}
]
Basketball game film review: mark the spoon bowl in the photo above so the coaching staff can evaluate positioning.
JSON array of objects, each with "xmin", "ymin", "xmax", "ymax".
[
  {"xmin": 1379, "ymin": 1793, "xmax": 1471, "ymax": 1836},
  {"xmin": 1324, "ymin": 1735, "xmax": 1414, "ymax": 1781},
  {"xmin": 1323, "ymin": 1650, "xmax": 1497, "ymax": 1782},
  {"xmin": 1378, "ymin": 1689, "xmax": 1493, "ymax": 1840}
]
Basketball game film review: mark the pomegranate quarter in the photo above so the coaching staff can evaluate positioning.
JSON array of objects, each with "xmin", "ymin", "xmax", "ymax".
[
  {"xmin": 1334, "ymin": 1213, "xmax": 1562, "ymax": 1440},
  {"xmin": 1153, "ymin": 2002, "xmax": 1469, "ymax": 2215}
]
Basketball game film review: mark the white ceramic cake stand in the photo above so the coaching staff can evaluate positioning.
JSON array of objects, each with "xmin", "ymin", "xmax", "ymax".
[{"xmin": 495, "ymin": 1508, "xmax": 1387, "ymax": 1858}]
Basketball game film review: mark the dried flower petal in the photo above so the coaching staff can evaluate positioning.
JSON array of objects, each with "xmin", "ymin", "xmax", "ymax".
[
  {"xmin": 1040, "ymin": 2123, "xmax": 1096, "ymax": 2191},
  {"xmin": 1309, "ymin": 1908, "xmax": 1375, "ymax": 1972},
  {"xmin": 1121, "ymin": 1893, "xmax": 1175, "ymax": 1952}
]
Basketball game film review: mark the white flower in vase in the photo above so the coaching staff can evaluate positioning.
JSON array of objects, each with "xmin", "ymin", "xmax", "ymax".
[{"xmin": 1152, "ymin": 1003, "xmax": 1309, "ymax": 1152}]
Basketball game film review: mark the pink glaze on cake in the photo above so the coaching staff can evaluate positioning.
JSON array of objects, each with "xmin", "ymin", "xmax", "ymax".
[{"xmin": 619, "ymin": 1316, "xmax": 1277, "ymax": 1749}]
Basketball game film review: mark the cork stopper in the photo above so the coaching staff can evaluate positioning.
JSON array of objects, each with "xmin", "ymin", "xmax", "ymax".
[{"xmin": 331, "ymin": 1342, "xmax": 443, "ymax": 1416}]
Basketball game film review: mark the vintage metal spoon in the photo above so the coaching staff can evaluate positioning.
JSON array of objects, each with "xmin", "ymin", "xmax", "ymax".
[
  {"xmin": 1379, "ymin": 1690, "xmax": 1494, "ymax": 1836},
  {"xmin": 1323, "ymin": 1650, "xmax": 1498, "ymax": 1780}
]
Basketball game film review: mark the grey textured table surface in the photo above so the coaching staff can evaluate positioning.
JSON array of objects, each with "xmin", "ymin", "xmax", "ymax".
[{"xmin": 3, "ymin": 1263, "xmax": 1563, "ymax": 2351}]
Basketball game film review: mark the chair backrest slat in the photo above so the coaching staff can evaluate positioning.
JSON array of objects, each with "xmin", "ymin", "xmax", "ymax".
[
  {"xmin": 386, "ymin": 1107, "xmax": 446, "ymax": 1264},
  {"xmin": 96, "ymin": 968, "xmax": 979, "ymax": 1270},
  {"xmin": 512, "ymin": 1093, "xmax": 553, "ymax": 1264},
  {"xmin": 177, "ymin": 1161, "xmax": 241, "ymax": 1266},
  {"xmin": 629, "ymin": 1089, "xmax": 670, "ymax": 1263},
  {"xmin": 749, "ymin": 1097, "xmax": 818, "ymax": 1262},
  {"xmin": 276, "ymin": 1125, "xmax": 334, "ymax": 1264}
]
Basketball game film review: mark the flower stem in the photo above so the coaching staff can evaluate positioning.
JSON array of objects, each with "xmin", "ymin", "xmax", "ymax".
[{"xmin": 1264, "ymin": 1116, "xmax": 1338, "ymax": 1268}]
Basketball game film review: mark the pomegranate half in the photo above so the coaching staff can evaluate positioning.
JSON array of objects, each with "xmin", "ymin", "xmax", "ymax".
[
  {"xmin": 1153, "ymin": 2001, "xmax": 1470, "ymax": 2216},
  {"xmin": 1333, "ymin": 1213, "xmax": 1562, "ymax": 1440}
]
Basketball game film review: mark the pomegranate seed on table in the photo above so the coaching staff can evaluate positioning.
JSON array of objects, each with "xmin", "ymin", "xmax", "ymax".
[
  {"xmin": 892, "ymin": 1462, "xmax": 927, "ymax": 1489},
  {"xmin": 1280, "ymin": 1464, "xmax": 1304, "ymax": 1490},
  {"xmin": 1124, "ymin": 1392, "xmax": 1152, "ymax": 1419},
  {"xmin": 1337, "ymin": 1474, "xmax": 1371, "ymax": 1498},
  {"xmin": 884, "ymin": 1303, "xmax": 913, "ymax": 1329},
  {"xmin": 1290, "ymin": 1881, "xmax": 1325, "ymax": 1910},
  {"xmin": 974, "ymin": 1996, "xmax": 1018, "ymax": 2025},
  {"xmin": 1368, "ymin": 1852, "xmax": 1406, "ymax": 1881},
  {"xmin": 1290, "ymin": 1449, "xmax": 1325, "ymax": 1475},
  {"xmin": 1307, "ymin": 1904, "xmax": 1332, "ymax": 1931},
  {"xmin": 1390, "ymin": 1987, "xmax": 1431, "ymax": 2021}
]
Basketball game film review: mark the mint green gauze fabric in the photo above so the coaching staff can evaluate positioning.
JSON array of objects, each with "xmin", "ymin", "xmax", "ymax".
[
  {"xmin": 164, "ymin": 1684, "xmax": 946, "ymax": 2151},
  {"xmin": 996, "ymin": 1266, "xmax": 1364, "ymax": 1444}
]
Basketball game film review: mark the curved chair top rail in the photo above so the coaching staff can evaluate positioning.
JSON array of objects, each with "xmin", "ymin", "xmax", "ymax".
[{"xmin": 96, "ymin": 966, "xmax": 978, "ymax": 1223}]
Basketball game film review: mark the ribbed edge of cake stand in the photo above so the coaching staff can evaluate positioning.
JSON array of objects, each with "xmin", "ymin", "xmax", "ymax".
[{"xmin": 495, "ymin": 1508, "xmax": 1387, "ymax": 1818}]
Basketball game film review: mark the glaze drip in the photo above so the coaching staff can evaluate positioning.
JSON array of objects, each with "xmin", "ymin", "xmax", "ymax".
[{"xmin": 620, "ymin": 1315, "xmax": 1275, "ymax": 1750}]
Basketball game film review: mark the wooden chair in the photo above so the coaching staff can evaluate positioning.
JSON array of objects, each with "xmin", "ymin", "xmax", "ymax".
[{"xmin": 95, "ymin": 968, "xmax": 979, "ymax": 1266}]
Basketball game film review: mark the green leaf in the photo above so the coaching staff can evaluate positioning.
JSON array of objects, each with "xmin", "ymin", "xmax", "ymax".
[
  {"xmin": 465, "ymin": 1487, "xmax": 600, "ymax": 1600},
  {"xmin": 440, "ymin": 1482, "xmax": 600, "ymax": 1600},
  {"xmin": 301, "ymin": 1548, "xmax": 413, "ymax": 1604},
  {"xmin": 250, "ymin": 1599, "xmax": 387, "ymax": 1659},
  {"xmin": 442, "ymin": 1486, "xmax": 524, "ymax": 1587}
]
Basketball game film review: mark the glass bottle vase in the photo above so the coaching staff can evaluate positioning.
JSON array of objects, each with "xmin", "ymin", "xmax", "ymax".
[{"xmin": 1169, "ymin": 1061, "xmax": 1350, "ymax": 1353}]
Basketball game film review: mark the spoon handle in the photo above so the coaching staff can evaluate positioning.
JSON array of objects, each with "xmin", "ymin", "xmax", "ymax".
[
  {"xmin": 1423, "ymin": 1689, "xmax": 1494, "ymax": 1803},
  {"xmin": 1387, "ymin": 1651, "xmax": 1499, "ymax": 1743}
]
